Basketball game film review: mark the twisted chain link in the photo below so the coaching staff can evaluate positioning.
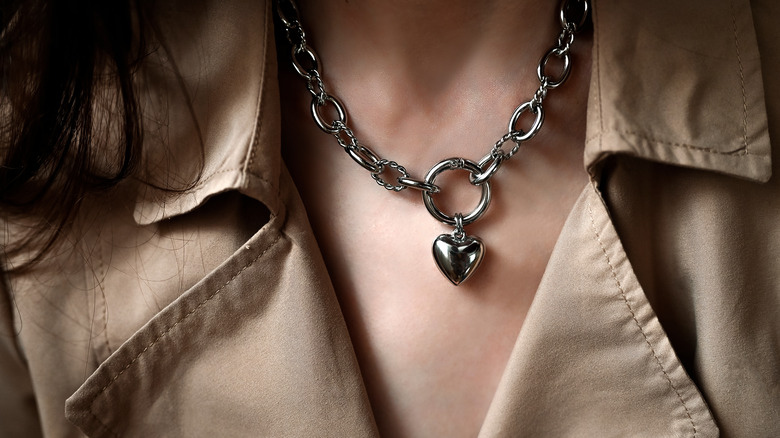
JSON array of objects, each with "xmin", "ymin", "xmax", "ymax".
[{"xmin": 275, "ymin": 0, "xmax": 588, "ymax": 194}]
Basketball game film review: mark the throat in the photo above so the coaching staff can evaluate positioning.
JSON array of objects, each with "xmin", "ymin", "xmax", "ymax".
[
  {"xmin": 290, "ymin": 0, "xmax": 564, "ymax": 139},
  {"xmin": 277, "ymin": 0, "xmax": 593, "ymax": 434},
  {"xmin": 294, "ymin": 0, "xmax": 562, "ymax": 76}
]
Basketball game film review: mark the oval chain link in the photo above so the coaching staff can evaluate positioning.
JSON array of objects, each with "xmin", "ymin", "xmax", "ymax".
[
  {"xmin": 371, "ymin": 160, "xmax": 410, "ymax": 191},
  {"xmin": 291, "ymin": 46, "xmax": 319, "ymax": 79},
  {"xmin": 275, "ymin": 0, "xmax": 588, "ymax": 218},
  {"xmin": 347, "ymin": 144, "xmax": 382, "ymax": 173},
  {"xmin": 310, "ymin": 94, "xmax": 347, "ymax": 133}
]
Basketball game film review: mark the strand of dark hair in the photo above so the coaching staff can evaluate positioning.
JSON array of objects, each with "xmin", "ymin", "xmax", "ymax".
[{"xmin": 1, "ymin": 0, "xmax": 148, "ymax": 273}]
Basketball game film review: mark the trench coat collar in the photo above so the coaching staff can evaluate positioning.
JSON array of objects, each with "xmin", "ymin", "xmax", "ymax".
[
  {"xmin": 131, "ymin": 0, "xmax": 772, "ymax": 226},
  {"xmin": 65, "ymin": 0, "xmax": 766, "ymax": 436},
  {"xmin": 585, "ymin": 0, "xmax": 771, "ymax": 182},
  {"xmin": 131, "ymin": 0, "xmax": 283, "ymax": 225}
]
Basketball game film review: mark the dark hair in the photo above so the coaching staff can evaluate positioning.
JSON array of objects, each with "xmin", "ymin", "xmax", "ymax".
[{"xmin": 0, "ymin": 0, "xmax": 175, "ymax": 273}]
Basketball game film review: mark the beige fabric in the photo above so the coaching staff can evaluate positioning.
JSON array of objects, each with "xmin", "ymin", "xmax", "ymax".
[
  {"xmin": 1, "ymin": 0, "xmax": 778, "ymax": 437},
  {"xmin": 586, "ymin": 0, "xmax": 771, "ymax": 182},
  {"xmin": 598, "ymin": 1, "xmax": 780, "ymax": 436}
]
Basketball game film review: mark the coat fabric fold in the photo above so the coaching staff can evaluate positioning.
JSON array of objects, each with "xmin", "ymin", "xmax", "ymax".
[{"xmin": 1, "ymin": 0, "xmax": 778, "ymax": 436}]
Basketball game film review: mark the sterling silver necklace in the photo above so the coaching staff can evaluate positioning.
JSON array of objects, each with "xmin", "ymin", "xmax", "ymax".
[{"xmin": 276, "ymin": 0, "xmax": 589, "ymax": 285}]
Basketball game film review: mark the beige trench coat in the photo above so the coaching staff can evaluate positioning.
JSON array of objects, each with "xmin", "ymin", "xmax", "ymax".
[{"xmin": 1, "ymin": 0, "xmax": 778, "ymax": 436}]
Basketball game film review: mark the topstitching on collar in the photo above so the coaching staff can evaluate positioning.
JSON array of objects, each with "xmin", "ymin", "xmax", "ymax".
[
  {"xmin": 132, "ymin": 0, "xmax": 774, "ymax": 226},
  {"xmin": 132, "ymin": 0, "xmax": 281, "ymax": 225},
  {"xmin": 585, "ymin": 0, "xmax": 771, "ymax": 182}
]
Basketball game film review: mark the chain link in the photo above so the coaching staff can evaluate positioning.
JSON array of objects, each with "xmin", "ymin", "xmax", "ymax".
[
  {"xmin": 306, "ymin": 72, "xmax": 327, "ymax": 103},
  {"xmin": 509, "ymin": 101, "xmax": 545, "ymax": 145},
  {"xmin": 471, "ymin": 152, "xmax": 505, "ymax": 186},
  {"xmin": 371, "ymin": 160, "xmax": 410, "ymax": 191},
  {"xmin": 559, "ymin": 0, "xmax": 590, "ymax": 33},
  {"xmin": 275, "ymin": 0, "xmax": 588, "ymax": 197},
  {"xmin": 491, "ymin": 132, "xmax": 519, "ymax": 160},
  {"xmin": 397, "ymin": 177, "xmax": 441, "ymax": 193},
  {"xmin": 332, "ymin": 121, "xmax": 359, "ymax": 150},
  {"xmin": 347, "ymin": 144, "xmax": 382, "ymax": 173},
  {"xmin": 291, "ymin": 46, "xmax": 319, "ymax": 79},
  {"xmin": 310, "ymin": 94, "xmax": 347, "ymax": 133}
]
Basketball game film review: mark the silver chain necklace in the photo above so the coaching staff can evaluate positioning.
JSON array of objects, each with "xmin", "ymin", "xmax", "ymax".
[{"xmin": 276, "ymin": 0, "xmax": 589, "ymax": 285}]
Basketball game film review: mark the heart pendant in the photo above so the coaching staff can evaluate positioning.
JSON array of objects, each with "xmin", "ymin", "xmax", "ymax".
[{"xmin": 432, "ymin": 233, "xmax": 485, "ymax": 285}]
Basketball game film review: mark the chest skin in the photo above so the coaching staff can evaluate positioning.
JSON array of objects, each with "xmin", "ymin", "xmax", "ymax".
[{"xmin": 279, "ymin": 30, "xmax": 593, "ymax": 436}]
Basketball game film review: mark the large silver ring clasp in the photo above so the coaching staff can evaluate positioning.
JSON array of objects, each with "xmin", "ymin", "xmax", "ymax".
[{"xmin": 421, "ymin": 158, "xmax": 492, "ymax": 226}]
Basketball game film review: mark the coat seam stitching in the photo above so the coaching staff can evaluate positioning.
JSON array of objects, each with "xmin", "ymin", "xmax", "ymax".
[
  {"xmin": 177, "ymin": 168, "xmax": 276, "ymax": 193},
  {"xmin": 87, "ymin": 232, "xmax": 284, "ymax": 437},
  {"xmin": 245, "ymin": 0, "xmax": 270, "ymax": 176},
  {"xmin": 586, "ymin": 130, "xmax": 749, "ymax": 156},
  {"xmin": 95, "ymin": 236, "xmax": 113, "ymax": 357},
  {"xmin": 586, "ymin": 195, "xmax": 698, "ymax": 437},
  {"xmin": 594, "ymin": 1, "xmax": 604, "ymax": 154},
  {"xmin": 730, "ymin": 0, "xmax": 749, "ymax": 152}
]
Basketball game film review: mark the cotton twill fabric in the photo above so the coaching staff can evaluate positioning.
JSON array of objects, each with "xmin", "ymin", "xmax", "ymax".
[
  {"xmin": 63, "ymin": 170, "xmax": 377, "ymax": 437},
  {"xmin": 1, "ymin": 0, "xmax": 779, "ymax": 437}
]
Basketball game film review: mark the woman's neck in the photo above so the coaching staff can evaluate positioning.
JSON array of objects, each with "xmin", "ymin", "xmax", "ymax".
[
  {"xmin": 285, "ymin": 0, "xmax": 587, "ymax": 171},
  {"xmin": 295, "ymin": 0, "xmax": 560, "ymax": 91}
]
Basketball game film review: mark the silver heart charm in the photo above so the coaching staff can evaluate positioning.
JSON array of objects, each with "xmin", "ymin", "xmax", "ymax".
[{"xmin": 432, "ymin": 233, "xmax": 485, "ymax": 286}]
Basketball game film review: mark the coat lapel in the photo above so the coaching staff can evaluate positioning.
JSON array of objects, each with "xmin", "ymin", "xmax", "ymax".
[
  {"xmin": 479, "ymin": 185, "xmax": 718, "ymax": 437},
  {"xmin": 64, "ymin": 0, "xmax": 771, "ymax": 435},
  {"xmin": 65, "ymin": 170, "xmax": 379, "ymax": 437}
]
